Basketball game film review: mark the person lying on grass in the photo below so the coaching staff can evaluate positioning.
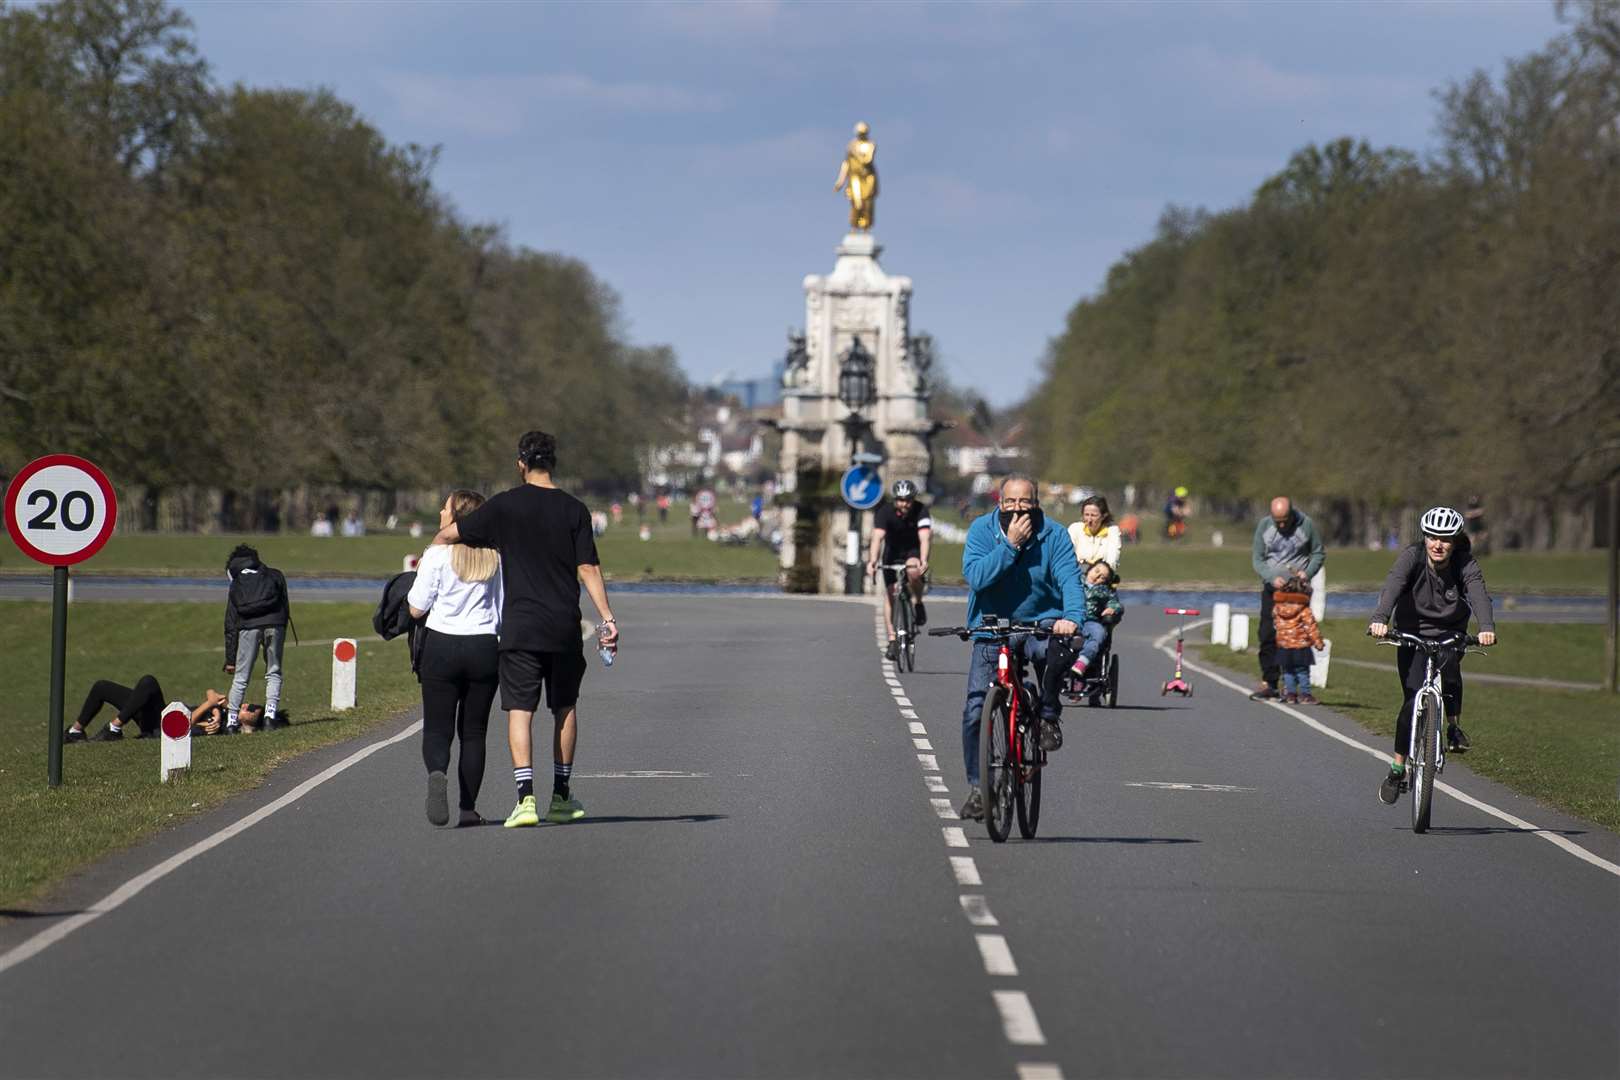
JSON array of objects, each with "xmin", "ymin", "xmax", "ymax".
[{"xmin": 66, "ymin": 680, "xmax": 265, "ymax": 742}]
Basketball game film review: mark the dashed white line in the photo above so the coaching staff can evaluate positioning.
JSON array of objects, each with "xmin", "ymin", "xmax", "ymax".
[
  {"xmin": 908, "ymin": 721, "xmax": 927, "ymax": 734},
  {"xmin": 925, "ymin": 775, "xmax": 949, "ymax": 793},
  {"xmin": 918, "ymin": 753, "xmax": 940, "ymax": 771},
  {"xmin": 976, "ymin": 933, "xmax": 1019, "ymax": 976},
  {"xmin": 889, "ymin": 687, "xmax": 906, "ymax": 697},
  {"xmin": 959, "ymin": 894, "xmax": 998, "ymax": 924},
  {"xmin": 930, "ymin": 798, "xmax": 958, "ymax": 820},
  {"xmin": 913, "ymin": 737, "xmax": 933, "ymax": 751},
  {"xmin": 943, "ymin": 827, "xmax": 970, "ymax": 849},
  {"xmin": 1016, "ymin": 1064, "xmax": 1065, "ymax": 1080},
  {"xmin": 950, "ymin": 856, "xmax": 982, "ymax": 885},
  {"xmin": 993, "ymin": 990, "xmax": 1046, "ymax": 1045},
  {"xmin": 900, "ymin": 708, "xmax": 919, "ymax": 719},
  {"xmin": 896, "ymin": 697, "xmax": 913, "ymax": 707}
]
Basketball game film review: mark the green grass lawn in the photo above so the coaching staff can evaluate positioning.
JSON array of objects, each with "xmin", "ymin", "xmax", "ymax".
[
  {"xmin": 0, "ymin": 601, "xmax": 422, "ymax": 912},
  {"xmin": 1192, "ymin": 621, "xmax": 1620, "ymax": 831}
]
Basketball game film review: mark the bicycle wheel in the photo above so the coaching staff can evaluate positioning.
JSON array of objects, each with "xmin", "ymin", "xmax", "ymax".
[
  {"xmin": 1015, "ymin": 718, "xmax": 1042, "ymax": 838},
  {"xmin": 1412, "ymin": 694, "xmax": 1438, "ymax": 833},
  {"xmin": 979, "ymin": 686, "xmax": 1014, "ymax": 843},
  {"xmin": 893, "ymin": 587, "xmax": 915, "ymax": 673},
  {"xmin": 1106, "ymin": 654, "xmax": 1120, "ymax": 708}
]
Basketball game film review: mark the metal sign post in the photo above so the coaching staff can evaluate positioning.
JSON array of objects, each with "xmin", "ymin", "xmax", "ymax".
[{"xmin": 3, "ymin": 454, "xmax": 118, "ymax": 787}]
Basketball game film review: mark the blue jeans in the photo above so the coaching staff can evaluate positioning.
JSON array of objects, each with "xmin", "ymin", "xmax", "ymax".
[
  {"xmin": 961, "ymin": 630, "xmax": 1074, "ymax": 786},
  {"xmin": 1282, "ymin": 667, "xmax": 1311, "ymax": 695},
  {"xmin": 1075, "ymin": 620, "xmax": 1109, "ymax": 666}
]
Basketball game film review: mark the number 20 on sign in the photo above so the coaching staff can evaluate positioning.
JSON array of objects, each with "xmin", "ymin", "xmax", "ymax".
[{"xmin": 4, "ymin": 454, "xmax": 118, "ymax": 787}]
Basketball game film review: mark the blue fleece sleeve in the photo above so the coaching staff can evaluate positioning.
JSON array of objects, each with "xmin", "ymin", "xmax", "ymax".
[
  {"xmin": 963, "ymin": 517, "xmax": 1018, "ymax": 592},
  {"xmin": 1048, "ymin": 528, "xmax": 1087, "ymax": 623}
]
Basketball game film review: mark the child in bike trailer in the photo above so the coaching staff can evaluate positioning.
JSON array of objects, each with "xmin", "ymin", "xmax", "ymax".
[
  {"xmin": 1368, "ymin": 506, "xmax": 1497, "ymax": 806},
  {"xmin": 1069, "ymin": 561, "xmax": 1123, "ymax": 679},
  {"xmin": 1270, "ymin": 574, "xmax": 1325, "ymax": 705}
]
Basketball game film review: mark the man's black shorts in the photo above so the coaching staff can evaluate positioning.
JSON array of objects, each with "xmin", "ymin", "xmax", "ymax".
[
  {"xmin": 499, "ymin": 647, "xmax": 587, "ymax": 713},
  {"xmin": 882, "ymin": 548, "xmax": 923, "ymax": 587}
]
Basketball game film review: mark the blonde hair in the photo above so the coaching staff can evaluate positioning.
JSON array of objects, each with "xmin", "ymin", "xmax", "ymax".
[{"xmin": 447, "ymin": 489, "xmax": 499, "ymax": 584}]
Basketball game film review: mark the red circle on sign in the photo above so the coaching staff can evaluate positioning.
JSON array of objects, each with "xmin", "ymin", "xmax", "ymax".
[
  {"xmin": 3, "ymin": 454, "xmax": 118, "ymax": 567},
  {"xmin": 161, "ymin": 708, "xmax": 190, "ymax": 740},
  {"xmin": 334, "ymin": 640, "xmax": 357, "ymax": 662}
]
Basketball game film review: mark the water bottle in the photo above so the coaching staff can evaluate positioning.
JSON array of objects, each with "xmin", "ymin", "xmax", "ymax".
[{"xmin": 596, "ymin": 621, "xmax": 616, "ymax": 668}]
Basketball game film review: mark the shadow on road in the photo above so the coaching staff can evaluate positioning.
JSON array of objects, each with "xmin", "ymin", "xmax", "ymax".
[
  {"xmin": 569, "ymin": 814, "xmax": 728, "ymax": 826},
  {"xmin": 1402, "ymin": 825, "xmax": 1588, "ymax": 837},
  {"xmin": 1024, "ymin": 836, "xmax": 1200, "ymax": 845},
  {"xmin": 0, "ymin": 908, "xmax": 86, "ymax": 919},
  {"xmin": 1076, "ymin": 704, "xmax": 1185, "ymax": 713}
]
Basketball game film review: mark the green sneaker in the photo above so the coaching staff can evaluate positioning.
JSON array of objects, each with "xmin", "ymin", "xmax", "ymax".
[
  {"xmin": 546, "ymin": 793, "xmax": 585, "ymax": 823},
  {"xmin": 504, "ymin": 795, "xmax": 540, "ymax": 828}
]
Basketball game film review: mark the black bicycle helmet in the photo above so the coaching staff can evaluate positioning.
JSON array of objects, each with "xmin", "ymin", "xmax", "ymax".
[{"xmin": 891, "ymin": 479, "xmax": 918, "ymax": 499}]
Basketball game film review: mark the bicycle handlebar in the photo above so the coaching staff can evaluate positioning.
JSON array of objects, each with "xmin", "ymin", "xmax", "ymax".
[
  {"xmin": 928, "ymin": 621, "xmax": 1073, "ymax": 641},
  {"xmin": 1369, "ymin": 628, "xmax": 1485, "ymax": 653}
]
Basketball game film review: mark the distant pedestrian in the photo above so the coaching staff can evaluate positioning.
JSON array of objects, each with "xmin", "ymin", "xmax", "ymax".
[
  {"xmin": 433, "ymin": 430, "xmax": 619, "ymax": 829},
  {"xmin": 310, "ymin": 513, "xmax": 333, "ymax": 538},
  {"xmin": 1249, "ymin": 497, "xmax": 1325, "ymax": 701},
  {"xmin": 341, "ymin": 511, "xmax": 365, "ymax": 537},
  {"xmin": 1067, "ymin": 495, "xmax": 1122, "ymax": 571},
  {"xmin": 1163, "ymin": 486, "xmax": 1190, "ymax": 540},
  {"xmin": 1118, "ymin": 513, "xmax": 1140, "ymax": 545},
  {"xmin": 1270, "ymin": 575, "xmax": 1325, "ymax": 704},
  {"xmin": 657, "ymin": 493, "xmax": 670, "ymax": 524},
  {"xmin": 409, "ymin": 489, "xmax": 503, "ymax": 827},
  {"xmin": 224, "ymin": 544, "xmax": 292, "ymax": 731}
]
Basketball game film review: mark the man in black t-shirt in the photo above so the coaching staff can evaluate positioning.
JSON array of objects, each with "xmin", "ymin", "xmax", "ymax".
[
  {"xmin": 433, "ymin": 430, "xmax": 619, "ymax": 829},
  {"xmin": 865, "ymin": 479, "xmax": 933, "ymax": 660}
]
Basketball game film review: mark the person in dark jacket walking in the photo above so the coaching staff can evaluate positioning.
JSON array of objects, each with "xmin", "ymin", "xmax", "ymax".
[
  {"xmin": 224, "ymin": 544, "xmax": 291, "ymax": 732},
  {"xmin": 1369, "ymin": 506, "xmax": 1497, "ymax": 805},
  {"xmin": 1249, "ymin": 497, "xmax": 1326, "ymax": 700}
]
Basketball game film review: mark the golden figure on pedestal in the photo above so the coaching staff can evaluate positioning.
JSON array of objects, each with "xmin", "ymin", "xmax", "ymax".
[{"xmin": 833, "ymin": 121, "xmax": 879, "ymax": 231}]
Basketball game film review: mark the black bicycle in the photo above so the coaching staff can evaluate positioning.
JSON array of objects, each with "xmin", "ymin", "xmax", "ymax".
[
  {"xmin": 877, "ymin": 562, "xmax": 922, "ymax": 672},
  {"xmin": 1373, "ymin": 629, "xmax": 1487, "ymax": 832},
  {"xmin": 931, "ymin": 619, "xmax": 1067, "ymax": 842}
]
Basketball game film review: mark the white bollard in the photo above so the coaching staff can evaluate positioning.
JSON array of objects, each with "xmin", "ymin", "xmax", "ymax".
[
  {"xmin": 1211, "ymin": 530, "xmax": 1224, "ymax": 548},
  {"xmin": 1210, "ymin": 602, "xmax": 1231, "ymax": 645},
  {"xmin": 1229, "ymin": 613, "xmax": 1251, "ymax": 652},
  {"xmin": 403, "ymin": 553, "xmax": 419, "ymax": 573},
  {"xmin": 1311, "ymin": 639, "xmax": 1331, "ymax": 689},
  {"xmin": 332, "ymin": 639, "xmax": 357, "ymax": 710},
  {"xmin": 160, "ymin": 701, "xmax": 191, "ymax": 782},
  {"xmin": 1310, "ymin": 567, "xmax": 1327, "ymax": 622}
]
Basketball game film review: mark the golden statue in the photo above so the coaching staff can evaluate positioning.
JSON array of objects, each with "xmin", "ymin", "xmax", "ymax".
[{"xmin": 833, "ymin": 121, "xmax": 879, "ymax": 231}]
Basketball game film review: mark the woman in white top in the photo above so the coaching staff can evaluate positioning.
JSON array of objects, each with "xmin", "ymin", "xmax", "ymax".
[
  {"xmin": 1068, "ymin": 495, "xmax": 1123, "ymax": 571},
  {"xmin": 408, "ymin": 489, "xmax": 503, "ymax": 827}
]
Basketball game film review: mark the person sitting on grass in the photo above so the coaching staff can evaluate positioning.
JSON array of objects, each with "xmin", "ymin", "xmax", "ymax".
[
  {"xmin": 1069, "ymin": 560, "xmax": 1123, "ymax": 680},
  {"xmin": 1270, "ymin": 574, "xmax": 1325, "ymax": 705},
  {"xmin": 66, "ymin": 681, "xmax": 261, "ymax": 742}
]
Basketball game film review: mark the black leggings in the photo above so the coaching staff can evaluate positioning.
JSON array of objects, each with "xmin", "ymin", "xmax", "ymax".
[
  {"xmin": 1393, "ymin": 645, "xmax": 1462, "ymax": 754},
  {"xmin": 419, "ymin": 630, "xmax": 499, "ymax": 811},
  {"xmin": 76, "ymin": 676, "xmax": 164, "ymax": 735}
]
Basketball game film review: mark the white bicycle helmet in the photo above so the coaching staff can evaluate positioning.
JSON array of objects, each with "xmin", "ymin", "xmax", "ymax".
[{"xmin": 1420, "ymin": 506, "xmax": 1465, "ymax": 538}]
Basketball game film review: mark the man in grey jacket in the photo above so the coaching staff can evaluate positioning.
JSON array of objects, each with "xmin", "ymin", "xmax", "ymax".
[{"xmin": 1249, "ymin": 497, "xmax": 1325, "ymax": 700}]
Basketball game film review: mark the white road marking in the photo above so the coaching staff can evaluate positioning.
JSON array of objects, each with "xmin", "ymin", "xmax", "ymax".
[
  {"xmin": 0, "ymin": 717, "xmax": 425, "ymax": 977},
  {"xmin": 913, "ymin": 737, "xmax": 933, "ymax": 751},
  {"xmin": 951, "ymin": 856, "xmax": 982, "ymax": 885},
  {"xmin": 900, "ymin": 708, "xmax": 919, "ymax": 719},
  {"xmin": 575, "ymin": 771, "xmax": 711, "ymax": 779},
  {"xmin": 1157, "ymin": 622, "xmax": 1620, "ymax": 880},
  {"xmin": 943, "ymin": 827, "xmax": 970, "ymax": 849},
  {"xmin": 993, "ymin": 990, "xmax": 1046, "ymax": 1045},
  {"xmin": 925, "ymin": 775, "xmax": 949, "ymax": 793},
  {"xmin": 918, "ymin": 753, "xmax": 940, "ymax": 771},
  {"xmin": 959, "ymin": 894, "xmax": 997, "ymax": 924},
  {"xmin": 931, "ymin": 798, "xmax": 958, "ymax": 819},
  {"xmin": 896, "ymin": 697, "xmax": 913, "ymax": 707},
  {"xmin": 886, "ymin": 678, "xmax": 903, "ymax": 688},
  {"xmin": 1016, "ymin": 1064, "xmax": 1065, "ymax": 1080},
  {"xmin": 976, "ymin": 933, "xmax": 1019, "ymax": 976},
  {"xmin": 908, "ymin": 721, "xmax": 927, "ymax": 734},
  {"xmin": 890, "ymin": 687, "xmax": 905, "ymax": 696},
  {"xmin": 1124, "ymin": 781, "xmax": 1255, "ymax": 793}
]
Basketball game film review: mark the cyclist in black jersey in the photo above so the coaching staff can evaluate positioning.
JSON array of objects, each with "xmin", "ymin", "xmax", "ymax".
[{"xmin": 866, "ymin": 480, "xmax": 932, "ymax": 661}]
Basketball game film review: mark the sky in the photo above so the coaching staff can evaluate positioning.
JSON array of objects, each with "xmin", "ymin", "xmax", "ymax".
[{"xmin": 177, "ymin": 0, "xmax": 1562, "ymax": 405}]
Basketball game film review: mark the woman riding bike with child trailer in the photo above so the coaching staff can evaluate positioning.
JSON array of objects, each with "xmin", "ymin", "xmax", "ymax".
[{"xmin": 1368, "ymin": 506, "xmax": 1496, "ymax": 813}]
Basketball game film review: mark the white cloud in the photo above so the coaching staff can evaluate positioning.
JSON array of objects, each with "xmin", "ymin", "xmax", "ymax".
[
  {"xmin": 1164, "ymin": 43, "xmax": 1429, "ymax": 109},
  {"xmin": 375, "ymin": 71, "xmax": 728, "ymax": 137}
]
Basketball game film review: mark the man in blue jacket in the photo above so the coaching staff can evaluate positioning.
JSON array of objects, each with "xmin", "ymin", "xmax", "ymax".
[{"xmin": 957, "ymin": 475, "xmax": 1085, "ymax": 821}]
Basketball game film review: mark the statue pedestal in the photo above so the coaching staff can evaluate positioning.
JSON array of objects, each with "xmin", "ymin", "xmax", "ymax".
[{"xmin": 777, "ymin": 235, "xmax": 933, "ymax": 593}]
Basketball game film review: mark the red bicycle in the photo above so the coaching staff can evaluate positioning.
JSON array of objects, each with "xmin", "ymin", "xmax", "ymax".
[{"xmin": 931, "ymin": 619, "xmax": 1064, "ymax": 842}]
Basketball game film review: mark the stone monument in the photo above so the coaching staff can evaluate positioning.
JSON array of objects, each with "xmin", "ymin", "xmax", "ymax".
[{"xmin": 775, "ymin": 123, "xmax": 935, "ymax": 593}]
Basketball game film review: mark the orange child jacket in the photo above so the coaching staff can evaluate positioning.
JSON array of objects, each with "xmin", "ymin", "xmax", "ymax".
[{"xmin": 1272, "ymin": 589, "xmax": 1325, "ymax": 651}]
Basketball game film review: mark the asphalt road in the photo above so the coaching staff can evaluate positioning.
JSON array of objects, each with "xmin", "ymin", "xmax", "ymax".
[{"xmin": 1, "ymin": 596, "xmax": 1616, "ymax": 1079}]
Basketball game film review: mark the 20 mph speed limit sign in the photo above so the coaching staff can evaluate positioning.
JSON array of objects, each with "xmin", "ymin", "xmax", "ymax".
[{"xmin": 4, "ymin": 454, "xmax": 117, "ymax": 567}]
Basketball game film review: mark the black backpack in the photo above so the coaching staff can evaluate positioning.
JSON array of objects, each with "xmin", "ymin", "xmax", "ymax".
[
  {"xmin": 230, "ymin": 566, "xmax": 282, "ymax": 619},
  {"xmin": 374, "ymin": 570, "xmax": 426, "ymax": 674}
]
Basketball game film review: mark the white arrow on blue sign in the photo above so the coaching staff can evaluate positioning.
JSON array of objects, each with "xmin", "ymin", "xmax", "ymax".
[{"xmin": 840, "ymin": 465, "xmax": 883, "ymax": 510}]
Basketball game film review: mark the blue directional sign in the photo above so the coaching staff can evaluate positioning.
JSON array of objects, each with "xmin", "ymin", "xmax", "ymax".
[{"xmin": 840, "ymin": 465, "xmax": 883, "ymax": 510}]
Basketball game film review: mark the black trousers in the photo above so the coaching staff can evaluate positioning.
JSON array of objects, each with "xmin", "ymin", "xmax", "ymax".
[
  {"xmin": 1257, "ymin": 585, "xmax": 1279, "ymax": 688},
  {"xmin": 419, "ymin": 629, "xmax": 499, "ymax": 811},
  {"xmin": 76, "ymin": 676, "xmax": 164, "ymax": 735},
  {"xmin": 1393, "ymin": 645, "xmax": 1462, "ymax": 754}
]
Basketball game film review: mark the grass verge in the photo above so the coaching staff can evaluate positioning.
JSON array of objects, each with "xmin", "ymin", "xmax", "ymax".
[
  {"xmin": 0, "ymin": 601, "xmax": 420, "ymax": 913},
  {"xmin": 1190, "ymin": 620, "xmax": 1620, "ymax": 832}
]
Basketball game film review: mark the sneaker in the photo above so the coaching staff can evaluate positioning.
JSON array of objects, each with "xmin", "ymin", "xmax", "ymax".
[
  {"xmin": 913, "ymin": 601, "xmax": 927, "ymax": 627},
  {"xmin": 425, "ymin": 771, "xmax": 450, "ymax": 826},
  {"xmin": 546, "ymin": 792, "xmax": 585, "ymax": 823},
  {"xmin": 959, "ymin": 789, "xmax": 984, "ymax": 821},
  {"xmin": 1249, "ymin": 684, "xmax": 1280, "ymax": 701},
  {"xmin": 63, "ymin": 727, "xmax": 86, "ymax": 744},
  {"xmin": 884, "ymin": 639, "xmax": 898, "ymax": 662},
  {"xmin": 1446, "ymin": 723, "xmax": 1470, "ymax": 754},
  {"xmin": 1296, "ymin": 693, "xmax": 1319, "ymax": 706},
  {"xmin": 1283, "ymin": 692, "xmax": 1299, "ymax": 704},
  {"xmin": 503, "ymin": 795, "xmax": 540, "ymax": 828},
  {"xmin": 1039, "ymin": 718, "xmax": 1063, "ymax": 752},
  {"xmin": 457, "ymin": 809, "xmax": 486, "ymax": 828},
  {"xmin": 1070, "ymin": 659, "xmax": 1089, "ymax": 677},
  {"xmin": 91, "ymin": 726, "xmax": 124, "ymax": 741},
  {"xmin": 1378, "ymin": 766, "xmax": 1404, "ymax": 805}
]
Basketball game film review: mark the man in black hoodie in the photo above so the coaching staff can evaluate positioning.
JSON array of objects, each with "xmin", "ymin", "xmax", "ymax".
[
  {"xmin": 1368, "ymin": 506, "xmax": 1497, "ymax": 804},
  {"xmin": 224, "ymin": 544, "xmax": 291, "ymax": 732}
]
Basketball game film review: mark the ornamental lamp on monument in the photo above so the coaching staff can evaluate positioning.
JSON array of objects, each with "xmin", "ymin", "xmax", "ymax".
[{"xmin": 838, "ymin": 334, "xmax": 876, "ymax": 450}]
